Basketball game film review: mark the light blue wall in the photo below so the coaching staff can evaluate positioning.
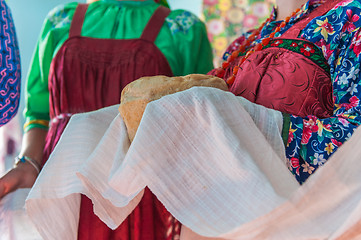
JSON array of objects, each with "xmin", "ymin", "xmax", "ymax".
[
  {"xmin": 6, "ymin": 0, "xmax": 201, "ymax": 123},
  {"xmin": 168, "ymin": 0, "xmax": 202, "ymax": 16},
  {"xmin": 8, "ymin": 0, "xmax": 85, "ymax": 78}
]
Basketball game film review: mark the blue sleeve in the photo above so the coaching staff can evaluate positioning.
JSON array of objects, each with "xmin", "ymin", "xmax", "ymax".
[
  {"xmin": 0, "ymin": 0, "xmax": 21, "ymax": 127},
  {"xmin": 286, "ymin": 1, "xmax": 361, "ymax": 184}
]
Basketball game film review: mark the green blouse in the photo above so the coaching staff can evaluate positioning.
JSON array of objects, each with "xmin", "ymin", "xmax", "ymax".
[{"xmin": 24, "ymin": 0, "xmax": 214, "ymax": 132}]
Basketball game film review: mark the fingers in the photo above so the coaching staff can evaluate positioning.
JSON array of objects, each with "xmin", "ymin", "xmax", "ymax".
[
  {"xmin": 0, "ymin": 163, "xmax": 38, "ymax": 199},
  {"xmin": 0, "ymin": 168, "xmax": 21, "ymax": 199},
  {"xmin": 0, "ymin": 181, "xmax": 5, "ymax": 199}
]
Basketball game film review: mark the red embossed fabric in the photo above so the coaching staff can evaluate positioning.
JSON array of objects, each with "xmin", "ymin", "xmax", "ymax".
[
  {"xmin": 229, "ymin": 46, "xmax": 333, "ymax": 118},
  {"xmin": 209, "ymin": 42, "xmax": 333, "ymax": 118}
]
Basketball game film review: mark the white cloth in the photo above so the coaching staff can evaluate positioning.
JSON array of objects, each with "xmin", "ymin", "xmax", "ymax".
[
  {"xmin": 26, "ymin": 87, "xmax": 361, "ymax": 239},
  {"xmin": 26, "ymin": 104, "xmax": 142, "ymax": 240},
  {"xmin": 0, "ymin": 189, "xmax": 42, "ymax": 240}
]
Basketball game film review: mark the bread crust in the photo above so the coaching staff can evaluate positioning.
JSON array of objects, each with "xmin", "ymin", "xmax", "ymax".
[{"xmin": 119, "ymin": 74, "xmax": 228, "ymax": 141}]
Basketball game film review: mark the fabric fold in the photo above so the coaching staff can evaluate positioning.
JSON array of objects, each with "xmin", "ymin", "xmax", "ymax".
[
  {"xmin": 26, "ymin": 87, "xmax": 361, "ymax": 240},
  {"xmin": 76, "ymin": 111, "xmax": 146, "ymax": 229},
  {"xmin": 108, "ymin": 87, "xmax": 297, "ymax": 236},
  {"xmin": 184, "ymin": 120, "xmax": 361, "ymax": 239},
  {"xmin": 26, "ymin": 105, "xmax": 124, "ymax": 239}
]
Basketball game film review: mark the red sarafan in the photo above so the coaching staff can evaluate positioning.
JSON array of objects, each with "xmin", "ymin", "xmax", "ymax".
[{"xmin": 45, "ymin": 4, "xmax": 178, "ymax": 240}]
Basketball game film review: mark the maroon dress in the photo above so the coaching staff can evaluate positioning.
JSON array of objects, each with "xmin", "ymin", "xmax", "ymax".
[{"xmin": 43, "ymin": 4, "xmax": 180, "ymax": 240}]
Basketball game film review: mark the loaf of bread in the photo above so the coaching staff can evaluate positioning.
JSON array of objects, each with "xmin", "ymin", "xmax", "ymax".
[{"xmin": 119, "ymin": 74, "xmax": 228, "ymax": 141}]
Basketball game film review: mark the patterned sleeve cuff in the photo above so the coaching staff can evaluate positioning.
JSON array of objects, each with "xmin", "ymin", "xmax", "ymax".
[{"xmin": 281, "ymin": 112, "xmax": 291, "ymax": 147}]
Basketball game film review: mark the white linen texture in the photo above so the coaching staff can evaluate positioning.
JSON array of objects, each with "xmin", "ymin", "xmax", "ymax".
[{"xmin": 25, "ymin": 87, "xmax": 361, "ymax": 240}]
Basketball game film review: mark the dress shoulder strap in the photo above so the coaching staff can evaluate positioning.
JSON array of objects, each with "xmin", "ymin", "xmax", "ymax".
[
  {"xmin": 282, "ymin": 0, "xmax": 343, "ymax": 38},
  {"xmin": 69, "ymin": 3, "xmax": 89, "ymax": 38},
  {"xmin": 140, "ymin": 6, "xmax": 171, "ymax": 42}
]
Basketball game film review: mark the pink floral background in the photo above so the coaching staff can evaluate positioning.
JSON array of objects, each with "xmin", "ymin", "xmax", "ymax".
[{"xmin": 203, "ymin": 0, "xmax": 275, "ymax": 67}]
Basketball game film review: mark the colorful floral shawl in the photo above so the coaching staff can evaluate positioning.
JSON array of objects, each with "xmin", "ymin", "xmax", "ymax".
[{"xmin": 224, "ymin": 0, "xmax": 361, "ymax": 184}]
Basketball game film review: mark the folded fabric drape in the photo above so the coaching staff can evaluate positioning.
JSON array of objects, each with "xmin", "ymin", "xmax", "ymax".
[{"xmin": 26, "ymin": 87, "xmax": 361, "ymax": 240}]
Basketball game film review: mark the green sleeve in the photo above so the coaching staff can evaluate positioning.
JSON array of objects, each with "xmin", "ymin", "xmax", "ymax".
[
  {"xmin": 24, "ymin": 4, "xmax": 214, "ymax": 132},
  {"xmin": 281, "ymin": 112, "xmax": 291, "ymax": 147},
  {"xmin": 24, "ymin": 3, "xmax": 76, "ymax": 132},
  {"xmin": 162, "ymin": 10, "xmax": 214, "ymax": 76}
]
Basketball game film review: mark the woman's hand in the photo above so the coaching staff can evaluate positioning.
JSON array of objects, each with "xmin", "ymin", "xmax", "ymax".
[
  {"xmin": 0, "ymin": 127, "xmax": 48, "ymax": 199},
  {"xmin": 0, "ymin": 162, "xmax": 38, "ymax": 199}
]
